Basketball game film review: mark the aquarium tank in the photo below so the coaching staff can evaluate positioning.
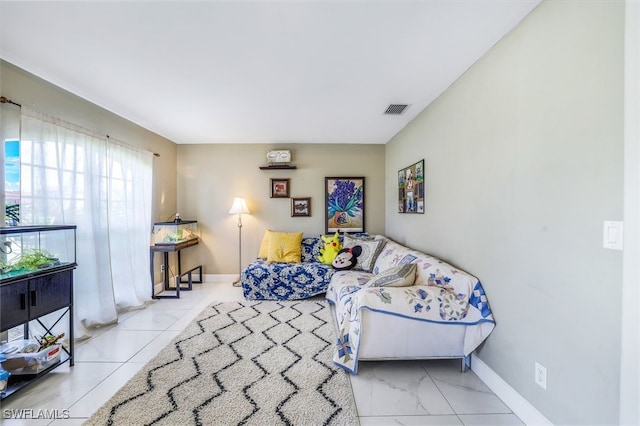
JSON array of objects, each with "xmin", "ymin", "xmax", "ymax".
[
  {"xmin": 152, "ymin": 220, "xmax": 199, "ymax": 245},
  {"xmin": 0, "ymin": 226, "xmax": 77, "ymax": 281}
]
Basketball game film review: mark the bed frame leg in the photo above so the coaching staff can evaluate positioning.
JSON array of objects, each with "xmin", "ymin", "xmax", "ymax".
[{"xmin": 461, "ymin": 355, "xmax": 471, "ymax": 372}]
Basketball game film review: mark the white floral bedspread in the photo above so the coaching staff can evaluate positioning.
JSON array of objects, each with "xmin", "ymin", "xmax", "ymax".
[{"xmin": 326, "ymin": 250, "xmax": 495, "ymax": 374}]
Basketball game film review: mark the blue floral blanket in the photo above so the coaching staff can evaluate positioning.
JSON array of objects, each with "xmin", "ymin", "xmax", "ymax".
[
  {"xmin": 241, "ymin": 237, "xmax": 335, "ymax": 300},
  {"xmin": 242, "ymin": 259, "xmax": 334, "ymax": 300}
]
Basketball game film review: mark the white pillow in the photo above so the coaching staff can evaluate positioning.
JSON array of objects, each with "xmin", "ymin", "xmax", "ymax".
[
  {"xmin": 343, "ymin": 235, "xmax": 385, "ymax": 272},
  {"xmin": 365, "ymin": 264, "xmax": 417, "ymax": 287}
]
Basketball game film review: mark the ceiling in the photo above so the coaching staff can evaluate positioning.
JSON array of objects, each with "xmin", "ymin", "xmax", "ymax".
[{"xmin": 0, "ymin": 1, "xmax": 540, "ymax": 145}]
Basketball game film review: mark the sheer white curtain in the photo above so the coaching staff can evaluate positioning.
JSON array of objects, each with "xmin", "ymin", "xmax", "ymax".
[
  {"xmin": 106, "ymin": 138, "xmax": 152, "ymax": 309},
  {"xmin": 19, "ymin": 108, "xmax": 152, "ymax": 338}
]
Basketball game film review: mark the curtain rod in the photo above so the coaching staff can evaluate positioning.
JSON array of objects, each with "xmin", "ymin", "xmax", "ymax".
[
  {"xmin": 2, "ymin": 95, "xmax": 160, "ymax": 157},
  {"xmin": 106, "ymin": 135, "xmax": 160, "ymax": 157},
  {"xmin": 0, "ymin": 96, "xmax": 21, "ymax": 108}
]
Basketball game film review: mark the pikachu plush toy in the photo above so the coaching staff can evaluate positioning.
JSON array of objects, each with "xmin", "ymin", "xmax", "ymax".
[{"xmin": 316, "ymin": 231, "xmax": 342, "ymax": 264}]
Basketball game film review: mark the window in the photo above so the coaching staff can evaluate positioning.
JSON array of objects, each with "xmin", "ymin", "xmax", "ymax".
[{"xmin": 5, "ymin": 140, "xmax": 20, "ymax": 225}]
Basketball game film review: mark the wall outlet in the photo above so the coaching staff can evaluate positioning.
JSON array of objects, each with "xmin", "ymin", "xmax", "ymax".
[
  {"xmin": 160, "ymin": 264, "xmax": 165, "ymax": 272},
  {"xmin": 535, "ymin": 362, "xmax": 547, "ymax": 390}
]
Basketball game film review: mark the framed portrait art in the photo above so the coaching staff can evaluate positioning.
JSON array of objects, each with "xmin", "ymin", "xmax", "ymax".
[
  {"xmin": 398, "ymin": 159, "xmax": 424, "ymax": 213},
  {"xmin": 291, "ymin": 197, "xmax": 311, "ymax": 217},
  {"xmin": 325, "ymin": 177, "xmax": 365, "ymax": 233},
  {"xmin": 270, "ymin": 178, "xmax": 290, "ymax": 198}
]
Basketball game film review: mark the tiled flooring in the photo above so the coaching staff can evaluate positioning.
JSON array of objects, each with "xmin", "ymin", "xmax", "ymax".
[{"xmin": 1, "ymin": 281, "xmax": 523, "ymax": 425}]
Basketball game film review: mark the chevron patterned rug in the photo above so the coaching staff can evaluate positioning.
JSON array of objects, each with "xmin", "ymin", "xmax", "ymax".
[{"xmin": 85, "ymin": 300, "xmax": 358, "ymax": 425}]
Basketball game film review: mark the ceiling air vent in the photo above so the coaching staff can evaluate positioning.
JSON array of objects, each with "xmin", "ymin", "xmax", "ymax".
[{"xmin": 384, "ymin": 104, "xmax": 408, "ymax": 115}]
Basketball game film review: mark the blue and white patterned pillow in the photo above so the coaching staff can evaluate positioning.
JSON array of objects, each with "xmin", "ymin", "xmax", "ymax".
[{"xmin": 301, "ymin": 237, "xmax": 323, "ymax": 263}]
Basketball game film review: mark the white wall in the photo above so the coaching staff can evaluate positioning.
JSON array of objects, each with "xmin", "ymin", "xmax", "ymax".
[
  {"xmin": 0, "ymin": 60, "xmax": 179, "ymax": 282},
  {"xmin": 385, "ymin": 1, "xmax": 624, "ymax": 424},
  {"xmin": 1, "ymin": 60, "xmax": 384, "ymax": 284},
  {"xmin": 621, "ymin": 1, "xmax": 640, "ymax": 424},
  {"xmin": 0, "ymin": 60, "xmax": 179, "ymax": 224},
  {"xmin": 176, "ymin": 143, "xmax": 385, "ymax": 274}
]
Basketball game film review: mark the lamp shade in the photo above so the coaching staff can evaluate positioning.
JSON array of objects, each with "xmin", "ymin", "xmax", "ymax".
[{"xmin": 229, "ymin": 197, "xmax": 250, "ymax": 215}]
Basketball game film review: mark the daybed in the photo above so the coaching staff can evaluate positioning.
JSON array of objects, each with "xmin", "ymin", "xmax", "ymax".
[
  {"xmin": 325, "ymin": 235, "xmax": 495, "ymax": 374},
  {"xmin": 240, "ymin": 233, "xmax": 495, "ymax": 375},
  {"xmin": 241, "ymin": 236, "xmax": 335, "ymax": 300}
]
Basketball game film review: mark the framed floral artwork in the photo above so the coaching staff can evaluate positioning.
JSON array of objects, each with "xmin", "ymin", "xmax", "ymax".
[
  {"xmin": 325, "ymin": 177, "xmax": 365, "ymax": 233},
  {"xmin": 291, "ymin": 197, "xmax": 311, "ymax": 217},
  {"xmin": 398, "ymin": 159, "xmax": 424, "ymax": 213},
  {"xmin": 270, "ymin": 178, "xmax": 290, "ymax": 198}
]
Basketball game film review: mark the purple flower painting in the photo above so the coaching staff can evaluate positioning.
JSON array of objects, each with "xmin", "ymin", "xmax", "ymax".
[{"xmin": 325, "ymin": 177, "xmax": 365, "ymax": 233}]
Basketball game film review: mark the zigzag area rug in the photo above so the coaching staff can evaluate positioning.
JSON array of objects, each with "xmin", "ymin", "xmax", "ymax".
[{"xmin": 85, "ymin": 300, "xmax": 358, "ymax": 425}]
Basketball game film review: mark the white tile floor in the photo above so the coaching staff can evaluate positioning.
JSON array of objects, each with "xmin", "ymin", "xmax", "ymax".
[{"xmin": 1, "ymin": 281, "xmax": 523, "ymax": 426}]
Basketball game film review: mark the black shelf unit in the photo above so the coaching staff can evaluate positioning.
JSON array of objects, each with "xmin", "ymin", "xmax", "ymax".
[{"xmin": 0, "ymin": 225, "xmax": 77, "ymax": 401}]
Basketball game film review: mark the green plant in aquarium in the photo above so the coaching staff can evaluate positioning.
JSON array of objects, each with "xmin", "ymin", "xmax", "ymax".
[
  {"xmin": 0, "ymin": 259, "xmax": 10, "ymax": 274},
  {"xmin": 15, "ymin": 250, "xmax": 58, "ymax": 271},
  {"xmin": 164, "ymin": 230, "xmax": 183, "ymax": 242}
]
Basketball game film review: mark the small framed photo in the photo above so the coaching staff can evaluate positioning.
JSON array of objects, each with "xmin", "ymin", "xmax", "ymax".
[
  {"xmin": 398, "ymin": 159, "xmax": 425, "ymax": 213},
  {"xmin": 291, "ymin": 197, "xmax": 311, "ymax": 217},
  {"xmin": 270, "ymin": 178, "xmax": 290, "ymax": 198}
]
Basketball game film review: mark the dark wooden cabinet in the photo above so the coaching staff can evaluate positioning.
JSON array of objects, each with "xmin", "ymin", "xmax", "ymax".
[
  {"xmin": 1, "ymin": 269, "xmax": 74, "ymax": 326},
  {"xmin": 0, "ymin": 281, "xmax": 29, "ymax": 330},
  {"xmin": 29, "ymin": 270, "xmax": 73, "ymax": 318}
]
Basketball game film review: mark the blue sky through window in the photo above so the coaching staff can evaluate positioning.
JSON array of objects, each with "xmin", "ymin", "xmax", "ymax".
[{"xmin": 5, "ymin": 139, "xmax": 20, "ymax": 207}]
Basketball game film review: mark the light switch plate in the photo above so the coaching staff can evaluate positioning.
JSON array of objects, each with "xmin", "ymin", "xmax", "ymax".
[{"xmin": 603, "ymin": 221, "xmax": 623, "ymax": 250}]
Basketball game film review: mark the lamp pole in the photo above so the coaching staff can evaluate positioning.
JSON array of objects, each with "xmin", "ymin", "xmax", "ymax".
[
  {"xmin": 229, "ymin": 197, "xmax": 249, "ymax": 287},
  {"xmin": 234, "ymin": 213, "xmax": 243, "ymax": 286}
]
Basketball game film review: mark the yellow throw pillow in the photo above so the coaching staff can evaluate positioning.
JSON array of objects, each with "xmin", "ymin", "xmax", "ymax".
[
  {"xmin": 258, "ymin": 230, "xmax": 272, "ymax": 258},
  {"xmin": 267, "ymin": 231, "xmax": 304, "ymax": 263}
]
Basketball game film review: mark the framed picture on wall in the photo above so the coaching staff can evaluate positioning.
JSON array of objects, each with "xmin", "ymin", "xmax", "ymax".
[
  {"xmin": 270, "ymin": 178, "xmax": 290, "ymax": 198},
  {"xmin": 398, "ymin": 159, "xmax": 424, "ymax": 213},
  {"xmin": 325, "ymin": 177, "xmax": 365, "ymax": 233},
  {"xmin": 291, "ymin": 197, "xmax": 311, "ymax": 217}
]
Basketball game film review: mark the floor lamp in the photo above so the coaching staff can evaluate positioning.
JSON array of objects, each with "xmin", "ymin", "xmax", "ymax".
[{"xmin": 229, "ymin": 197, "xmax": 250, "ymax": 286}]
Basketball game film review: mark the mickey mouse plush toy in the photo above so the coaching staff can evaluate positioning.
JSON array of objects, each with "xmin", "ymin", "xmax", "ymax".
[{"xmin": 332, "ymin": 245, "xmax": 362, "ymax": 271}]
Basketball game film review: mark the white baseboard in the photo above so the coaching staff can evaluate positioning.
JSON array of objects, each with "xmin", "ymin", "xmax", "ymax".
[
  {"xmin": 471, "ymin": 354, "xmax": 552, "ymax": 426},
  {"xmin": 153, "ymin": 281, "xmax": 166, "ymax": 295},
  {"xmin": 203, "ymin": 274, "xmax": 237, "ymax": 283},
  {"xmin": 153, "ymin": 274, "xmax": 237, "ymax": 293}
]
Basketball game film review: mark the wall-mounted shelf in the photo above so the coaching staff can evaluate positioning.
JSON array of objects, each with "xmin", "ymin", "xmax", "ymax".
[{"xmin": 259, "ymin": 165, "xmax": 297, "ymax": 170}]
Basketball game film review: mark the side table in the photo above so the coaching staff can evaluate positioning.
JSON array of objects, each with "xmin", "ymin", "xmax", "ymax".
[{"xmin": 150, "ymin": 239, "xmax": 202, "ymax": 299}]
